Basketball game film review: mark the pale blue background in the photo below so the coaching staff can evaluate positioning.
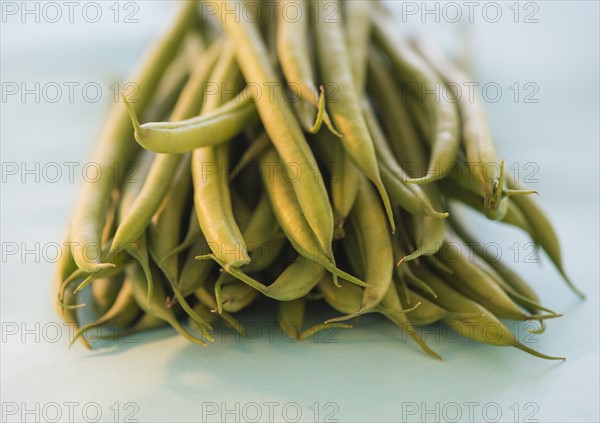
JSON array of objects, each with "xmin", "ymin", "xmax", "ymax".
[{"xmin": 1, "ymin": 1, "xmax": 598, "ymax": 422}]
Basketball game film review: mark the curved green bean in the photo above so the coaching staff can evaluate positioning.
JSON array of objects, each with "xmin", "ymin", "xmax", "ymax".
[
  {"xmin": 314, "ymin": 0, "xmax": 395, "ymax": 231},
  {"xmin": 70, "ymin": 0, "xmax": 197, "ymax": 273}
]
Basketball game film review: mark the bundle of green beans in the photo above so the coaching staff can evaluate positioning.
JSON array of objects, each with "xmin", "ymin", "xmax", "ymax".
[{"xmin": 53, "ymin": 0, "xmax": 582, "ymax": 360}]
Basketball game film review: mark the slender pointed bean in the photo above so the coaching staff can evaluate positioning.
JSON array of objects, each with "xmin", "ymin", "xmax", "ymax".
[
  {"xmin": 110, "ymin": 41, "xmax": 223, "ymax": 256},
  {"xmin": 373, "ymin": 10, "xmax": 459, "ymax": 185},
  {"xmin": 327, "ymin": 175, "xmax": 393, "ymax": 322},
  {"xmin": 277, "ymin": 0, "xmax": 335, "ymax": 134},
  {"xmin": 71, "ymin": 279, "xmax": 141, "ymax": 346},
  {"xmin": 258, "ymin": 146, "xmax": 367, "ymax": 287},
  {"xmin": 314, "ymin": 0, "xmax": 395, "ymax": 231},
  {"xmin": 70, "ymin": 1, "xmax": 197, "ymax": 273},
  {"xmin": 127, "ymin": 263, "xmax": 207, "ymax": 346},
  {"xmin": 210, "ymin": 0, "xmax": 335, "ymax": 253},
  {"xmin": 412, "ymin": 265, "xmax": 564, "ymax": 360},
  {"xmin": 312, "ymin": 130, "xmax": 359, "ymax": 227},
  {"xmin": 507, "ymin": 177, "xmax": 583, "ymax": 298},
  {"xmin": 363, "ymin": 97, "xmax": 448, "ymax": 218}
]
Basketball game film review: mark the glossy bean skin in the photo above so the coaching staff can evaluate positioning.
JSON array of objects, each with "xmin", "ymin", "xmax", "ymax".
[
  {"xmin": 372, "ymin": 11, "xmax": 459, "ymax": 185},
  {"xmin": 212, "ymin": 0, "xmax": 335, "ymax": 254},
  {"xmin": 70, "ymin": 1, "xmax": 197, "ymax": 273},
  {"xmin": 314, "ymin": 0, "xmax": 395, "ymax": 230}
]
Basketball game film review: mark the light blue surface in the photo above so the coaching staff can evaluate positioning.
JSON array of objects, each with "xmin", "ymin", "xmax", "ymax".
[{"xmin": 1, "ymin": 2, "xmax": 598, "ymax": 422}]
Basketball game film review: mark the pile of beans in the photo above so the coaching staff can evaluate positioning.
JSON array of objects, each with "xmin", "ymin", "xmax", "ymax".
[{"xmin": 53, "ymin": 0, "xmax": 581, "ymax": 360}]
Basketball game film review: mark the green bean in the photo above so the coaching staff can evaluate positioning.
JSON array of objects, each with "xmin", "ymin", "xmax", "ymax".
[
  {"xmin": 258, "ymin": 146, "xmax": 366, "ymax": 287},
  {"xmin": 362, "ymin": 97, "xmax": 448, "ymax": 218},
  {"xmin": 71, "ymin": 279, "xmax": 141, "ymax": 346},
  {"xmin": 343, "ymin": 0, "xmax": 372, "ymax": 93},
  {"xmin": 230, "ymin": 132, "xmax": 271, "ymax": 181},
  {"xmin": 327, "ymin": 175, "xmax": 393, "ymax": 322},
  {"xmin": 125, "ymin": 89, "xmax": 258, "ymax": 154},
  {"xmin": 70, "ymin": 0, "xmax": 197, "ymax": 273},
  {"xmin": 416, "ymin": 39, "xmax": 500, "ymax": 204},
  {"xmin": 378, "ymin": 283, "xmax": 442, "ymax": 360},
  {"xmin": 278, "ymin": 299, "xmax": 306, "ymax": 340},
  {"xmin": 142, "ymin": 36, "xmax": 197, "ymax": 123},
  {"xmin": 412, "ymin": 265, "xmax": 564, "ymax": 360},
  {"xmin": 91, "ymin": 273, "xmax": 124, "ymax": 316},
  {"xmin": 399, "ymin": 287, "xmax": 477, "ymax": 326},
  {"xmin": 476, "ymin": 258, "xmax": 559, "ymax": 318},
  {"xmin": 448, "ymin": 214, "xmax": 545, "ymax": 314},
  {"xmin": 191, "ymin": 43, "xmax": 251, "ymax": 269},
  {"xmin": 276, "ymin": 0, "xmax": 335, "ymax": 134},
  {"xmin": 507, "ymin": 177, "xmax": 584, "ymax": 298},
  {"xmin": 399, "ymin": 213, "xmax": 446, "ymax": 264},
  {"xmin": 436, "ymin": 241, "xmax": 554, "ymax": 321},
  {"xmin": 219, "ymin": 276, "xmax": 259, "ymax": 313},
  {"xmin": 132, "ymin": 312, "xmax": 168, "ymax": 333},
  {"xmin": 367, "ymin": 48, "xmax": 425, "ymax": 173},
  {"xmin": 368, "ymin": 50, "xmax": 448, "ymax": 264},
  {"xmin": 212, "ymin": 254, "xmax": 326, "ymax": 313},
  {"xmin": 242, "ymin": 192, "xmax": 280, "ymax": 254},
  {"xmin": 52, "ymin": 233, "xmax": 90, "ymax": 348},
  {"xmin": 392, "ymin": 234, "xmax": 437, "ymax": 299},
  {"xmin": 311, "ymin": 130, "xmax": 359, "ymax": 228},
  {"xmin": 178, "ymin": 236, "xmax": 214, "ymax": 298},
  {"xmin": 193, "ymin": 142, "xmax": 251, "ymax": 268},
  {"xmin": 127, "ymin": 263, "xmax": 207, "ymax": 346},
  {"xmin": 277, "ymin": 299, "xmax": 349, "ymax": 341},
  {"xmin": 405, "ymin": 88, "xmax": 431, "ymax": 146},
  {"xmin": 100, "ymin": 189, "xmax": 119, "ymax": 246},
  {"xmin": 372, "ymin": 10, "xmax": 460, "ymax": 185},
  {"xmin": 163, "ymin": 210, "xmax": 201, "ymax": 263},
  {"xmin": 74, "ymin": 152, "xmax": 155, "ymax": 300},
  {"xmin": 441, "ymin": 179, "xmax": 533, "ymax": 233},
  {"xmin": 110, "ymin": 41, "xmax": 223, "ymax": 258},
  {"xmin": 194, "ymin": 286, "xmax": 245, "ymax": 336},
  {"xmin": 313, "ymin": 0, "xmax": 395, "ymax": 231},
  {"xmin": 320, "ymin": 232, "xmax": 439, "ymax": 359},
  {"xmin": 148, "ymin": 154, "xmax": 192, "ymax": 283},
  {"xmin": 211, "ymin": 0, "xmax": 335, "ymax": 254},
  {"xmin": 443, "ymin": 161, "xmax": 536, "ymax": 220}
]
